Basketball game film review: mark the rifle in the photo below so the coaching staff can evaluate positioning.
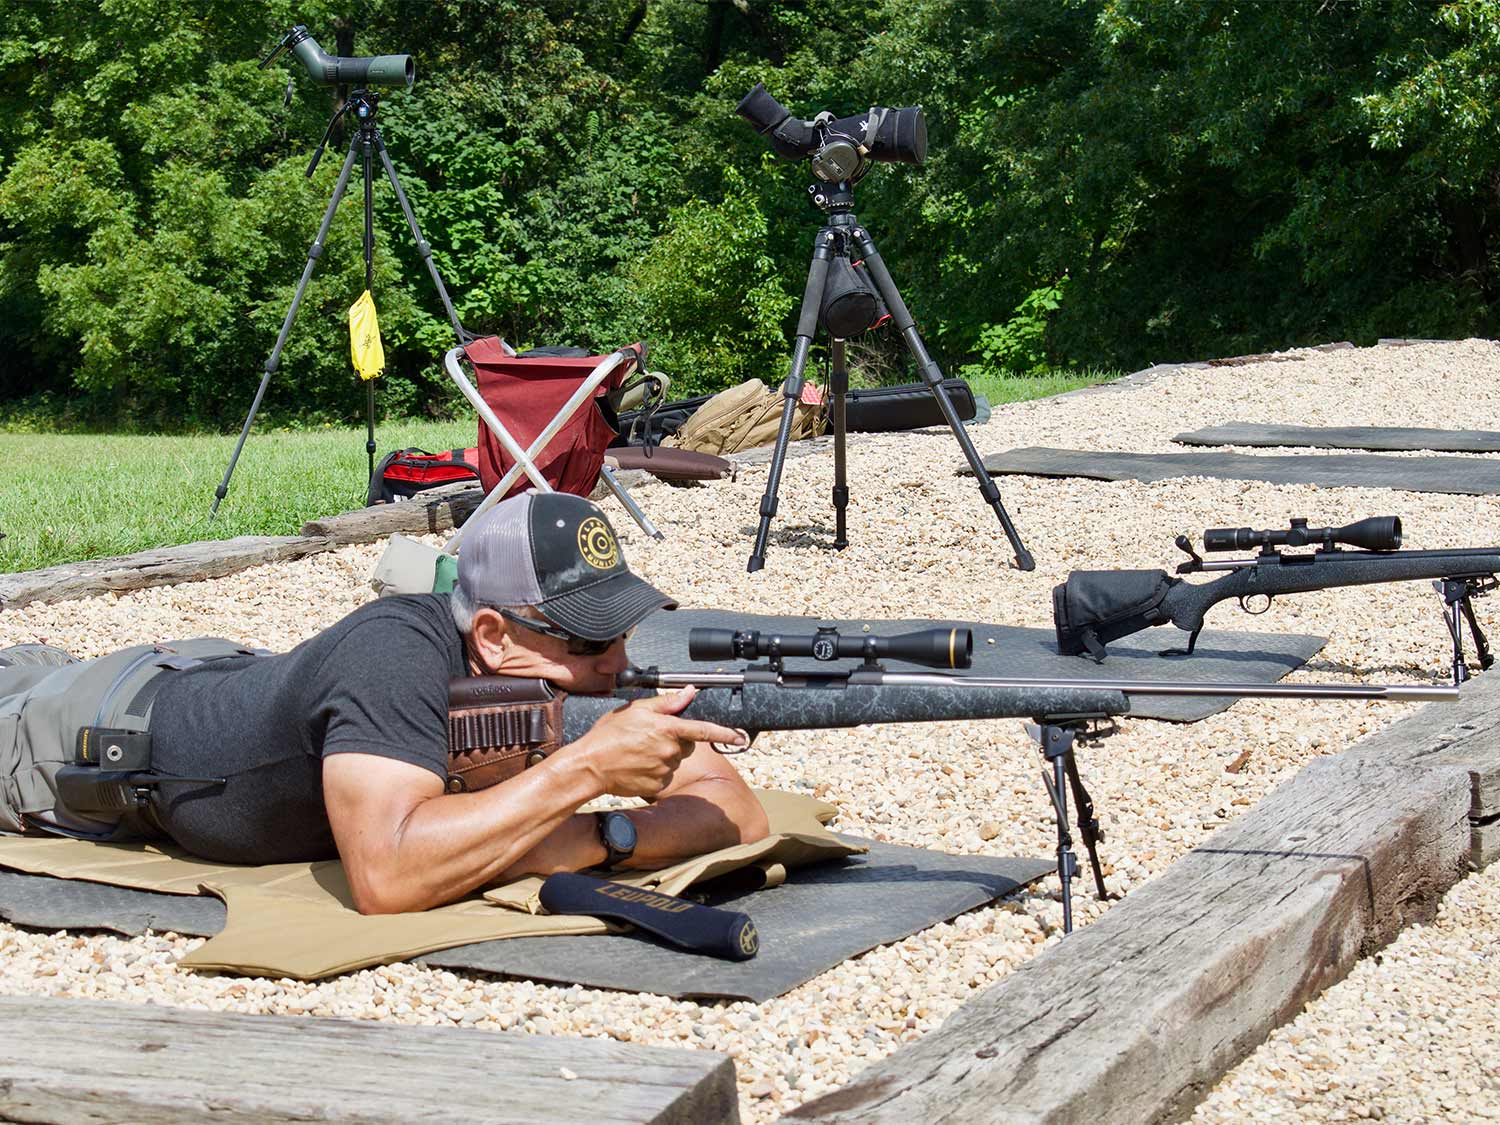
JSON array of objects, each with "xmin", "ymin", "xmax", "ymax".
[
  {"xmin": 1053, "ymin": 516, "xmax": 1499, "ymax": 684},
  {"xmin": 450, "ymin": 622, "xmax": 1459, "ymax": 933}
]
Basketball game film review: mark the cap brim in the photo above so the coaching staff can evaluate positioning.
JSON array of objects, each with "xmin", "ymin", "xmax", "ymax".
[{"xmin": 538, "ymin": 571, "xmax": 678, "ymax": 640}]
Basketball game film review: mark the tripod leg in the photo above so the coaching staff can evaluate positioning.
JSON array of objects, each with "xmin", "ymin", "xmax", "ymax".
[
  {"xmin": 748, "ymin": 229, "xmax": 834, "ymax": 573},
  {"xmin": 212, "ymin": 136, "xmax": 361, "ymax": 517},
  {"xmin": 830, "ymin": 338, "xmax": 849, "ymax": 549},
  {"xmin": 375, "ymin": 135, "xmax": 467, "ymax": 344},
  {"xmin": 850, "ymin": 226, "xmax": 1036, "ymax": 571},
  {"xmin": 362, "ymin": 134, "xmax": 378, "ymax": 483}
]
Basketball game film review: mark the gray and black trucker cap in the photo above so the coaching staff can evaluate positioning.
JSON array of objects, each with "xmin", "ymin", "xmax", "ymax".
[{"xmin": 457, "ymin": 493, "xmax": 676, "ymax": 640}]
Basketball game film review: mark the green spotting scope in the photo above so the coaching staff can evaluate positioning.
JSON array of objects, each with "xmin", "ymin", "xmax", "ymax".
[{"xmin": 260, "ymin": 25, "xmax": 414, "ymax": 90}]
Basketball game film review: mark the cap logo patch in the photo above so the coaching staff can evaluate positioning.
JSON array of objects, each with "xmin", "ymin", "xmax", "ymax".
[{"xmin": 578, "ymin": 517, "xmax": 619, "ymax": 570}]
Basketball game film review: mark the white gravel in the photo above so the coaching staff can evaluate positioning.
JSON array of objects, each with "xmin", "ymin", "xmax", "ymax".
[
  {"xmin": 1195, "ymin": 862, "xmax": 1500, "ymax": 1122},
  {"xmin": 2, "ymin": 339, "xmax": 1498, "ymax": 1121}
]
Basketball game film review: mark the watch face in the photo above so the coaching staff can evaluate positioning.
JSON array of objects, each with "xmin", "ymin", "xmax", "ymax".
[{"xmin": 603, "ymin": 812, "xmax": 637, "ymax": 852}]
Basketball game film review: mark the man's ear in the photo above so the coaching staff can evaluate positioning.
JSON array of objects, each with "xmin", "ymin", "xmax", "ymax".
[{"xmin": 468, "ymin": 607, "xmax": 508, "ymax": 671}]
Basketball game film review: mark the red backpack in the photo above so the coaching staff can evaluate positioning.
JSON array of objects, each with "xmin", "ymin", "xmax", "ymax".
[{"xmin": 367, "ymin": 447, "xmax": 481, "ymax": 506}]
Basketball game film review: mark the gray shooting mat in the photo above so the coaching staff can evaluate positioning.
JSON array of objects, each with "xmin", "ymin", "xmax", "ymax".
[
  {"xmin": 0, "ymin": 846, "xmax": 1053, "ymax": 1003},
  {"xmin": 416, "ymin": 842, "xmax": 1055, "ymax": 1002},
  {"xmin": 628, "ymin": 608, "xmax": 1326, "ymax": 723},
  {"xmin": 1173, "ymin": 423, "xmax": 1500, "ymax": 453},
  {"xmin": 971, "ymin": 446, "xmax": 1500, "ymax": 496},
  {"xmin": 0, "ymin": 870, "xmax": 225, "ymax": 937}
]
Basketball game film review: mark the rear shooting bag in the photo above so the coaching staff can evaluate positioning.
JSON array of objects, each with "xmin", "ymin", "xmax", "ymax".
[{"xmin": 1052, "ymin": 570, "xmax": 1181, "ymax": 662}]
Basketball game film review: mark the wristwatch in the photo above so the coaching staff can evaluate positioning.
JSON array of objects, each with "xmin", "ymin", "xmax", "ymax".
[{"xmin": 595, "ymin": 810, "xmax": 637, "ymax": 870}]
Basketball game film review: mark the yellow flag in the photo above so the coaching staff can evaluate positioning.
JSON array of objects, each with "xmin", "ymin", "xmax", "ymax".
[{"xmin": 348, "ymin": 289, "xmax": 385, "ymax": 381}]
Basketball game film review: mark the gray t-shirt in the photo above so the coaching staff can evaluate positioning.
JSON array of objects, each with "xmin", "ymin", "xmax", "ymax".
[{"xmin": 148, "ymin": 594, "xmax": 465, "ymax": 863}]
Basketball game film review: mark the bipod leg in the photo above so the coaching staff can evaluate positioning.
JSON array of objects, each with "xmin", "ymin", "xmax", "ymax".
[
  {"xmin": 212, "ymin": 134, "xmax": 361, "ymax": 517},
  {"xmin": 829, "ymin": 338, "xmax": 850, "ymax": 549},
  {"xmin": 1032, "ymin": 721, "xmax": 1081, "ymax": 934},
  {"xmin": 748, "ymin": 228, "xmax": 834, "ymax": 573},
  {"xmin": 1063, "ymin": 748, "xmax": 1110, "ymax": 900},
  {"xmin": 375, "ymin": 134, "xmax": 467, "ymax": 345},
  {"xmin": 850, "ymin": 224, "xmax": 1035, "ymax": 571},
  {"xmin": 1461, "ymin": 592, "xmax": 1495, "ymax": 672}
]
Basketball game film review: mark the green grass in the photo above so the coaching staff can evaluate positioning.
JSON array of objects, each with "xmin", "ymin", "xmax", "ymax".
[
  {"xmin": 964, "ymin": 366, "xmax": 1119, "ymax": 404},
  {"xmin": 0, "ymin": 369, "xmax": 1117, "ymax": 574},
  {"xmin": 0, "ymin": 420, "xmax": 477, "ymax": 573}
]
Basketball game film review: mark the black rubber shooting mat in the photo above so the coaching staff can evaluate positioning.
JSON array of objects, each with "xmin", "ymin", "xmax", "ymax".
[
  {"xmin": 0, "ymin": 846, "xmax": 1052, "ymax": 1002},
  {"xmin": 628, "ymin": 608, "xmax": 1326, "ymax": 723},
  {"xmin": 1173, "ymin": 424, "xmax": 1500, "ymax": 453},
  {"xmin": 973, "ymin": 446, "xmax": 1500, "ymax": 496},
  {"xmin": 0, "ymin": 871, "xmax": 225, "ymax": 937},
  {"xmin": 416, "ymin": 842, "xmax": 1055, "ymax": 1001}
]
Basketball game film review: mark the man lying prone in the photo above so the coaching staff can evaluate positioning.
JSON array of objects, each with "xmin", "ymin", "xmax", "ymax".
[{"xmin": 0, "ymin": 494, "xmax": 769, "ymax": 913}]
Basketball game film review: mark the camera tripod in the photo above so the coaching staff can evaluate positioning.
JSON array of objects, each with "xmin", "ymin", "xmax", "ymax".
[
  {"xmin": 746, "ymin": 180, "xmax": 1035, "ymax": 572},
  {"xmin": 211, "ymin": 88, "xmax": 467, "ymax": 516}
]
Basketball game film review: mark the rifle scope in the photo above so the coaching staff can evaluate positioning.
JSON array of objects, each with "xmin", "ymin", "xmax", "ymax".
[
  {"xmin": 260, "ymin": 25, "xmax": 415, "ymax": 90},
  {"xmin": 689, "ymin": 625, "xmax": 973, "ymax": 670},
  {"xmin": 1203, "ymin": 516, "xmax": 1402, "ymax": 553}
]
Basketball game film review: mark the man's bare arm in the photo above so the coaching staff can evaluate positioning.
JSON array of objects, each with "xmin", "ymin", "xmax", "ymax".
[{"xmin": 323, "ymin": 688, "xmax": 756, "ymax": 913}]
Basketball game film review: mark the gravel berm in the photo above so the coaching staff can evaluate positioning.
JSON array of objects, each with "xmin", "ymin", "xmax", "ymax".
[{"xmin": 3, "ymin": 340, "xmax": 1498, "ymax": 1122}]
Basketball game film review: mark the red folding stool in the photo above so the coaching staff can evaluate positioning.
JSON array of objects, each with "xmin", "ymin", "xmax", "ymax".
[{"xmin": 442, "ymin": 337, "xmax": 662, "ymax": 555}]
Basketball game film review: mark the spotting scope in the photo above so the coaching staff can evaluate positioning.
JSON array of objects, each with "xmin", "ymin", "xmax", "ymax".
[{"xmin": 260, "ymin": 25, "xmax": 414, "ymax": 90}]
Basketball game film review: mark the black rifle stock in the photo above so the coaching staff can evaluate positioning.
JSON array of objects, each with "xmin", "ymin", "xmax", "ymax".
[{"xmin": 1054, "ymin": 519, "xmax": 1498, "ymax": 682}]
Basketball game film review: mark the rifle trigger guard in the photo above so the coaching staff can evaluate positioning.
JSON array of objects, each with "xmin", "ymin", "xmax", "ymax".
[{"xmin": 1239, "ymin": 593, "xmax": 1272, "ymax": 615}]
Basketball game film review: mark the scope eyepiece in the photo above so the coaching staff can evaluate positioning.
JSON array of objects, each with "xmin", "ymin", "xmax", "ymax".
[
  {"xmin": 1203, "ymin": 516, "xmax": 1402, "ymax": 554},
  {"xmin": 688, "ymin": 625, "xmax": 972, "ymax": 670}
]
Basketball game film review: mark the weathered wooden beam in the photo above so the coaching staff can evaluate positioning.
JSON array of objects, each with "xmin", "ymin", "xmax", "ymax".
[
  {"xmin": 0, "ymin": 536, "xmax": 335, "ymax": 611},
  {"xmin": 0, "ymin": 994, "xmax": 739, "ymax": 1124},
  {"xmin": 300, "ymin": 482, "xmax": 484, "ymax": 545},
  {"xmin": 792, "ymin": 695, "xmax": 1482, "ymax": 1125}
]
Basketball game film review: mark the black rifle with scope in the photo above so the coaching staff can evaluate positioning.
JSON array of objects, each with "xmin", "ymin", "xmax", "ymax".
[
  {"xmin": 1053, "ymin": 516, "xmax": 1498, "ymax": 683},
  {"xmin": 448, "ymin": 621, "xmax": 1458, "ymax": 933}
]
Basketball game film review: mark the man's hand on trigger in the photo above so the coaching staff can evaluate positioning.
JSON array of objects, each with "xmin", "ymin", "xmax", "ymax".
[{"xmin": 577, "ymin": 686, "xmax": 746, "ymax": 799}]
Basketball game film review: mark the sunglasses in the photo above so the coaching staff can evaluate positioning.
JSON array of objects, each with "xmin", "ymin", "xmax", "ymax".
[{"xmin": 500, "ymin": 609, "xmax": 632, "ymax": 656}]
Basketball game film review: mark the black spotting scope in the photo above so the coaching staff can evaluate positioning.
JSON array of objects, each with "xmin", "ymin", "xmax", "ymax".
[
  {"xmin": 1203, "ymin": 516, "xmax": 1402, "ymax": 554},
  {"xmin": 689, "ymin": 625, "xmax": 972, "ymax": 669},
  {"xmin": 735, "ymin": 83, "xmax": 926, "ymax": 182},
  {"xmin": 261, "ymin": 25, "xmax": 414, "ymax": 90}
]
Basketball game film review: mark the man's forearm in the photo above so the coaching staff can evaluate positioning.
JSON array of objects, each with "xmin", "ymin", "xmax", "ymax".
[{"xmin": 496, "ymin": 783, "xmax": 763, "ymax": 881}]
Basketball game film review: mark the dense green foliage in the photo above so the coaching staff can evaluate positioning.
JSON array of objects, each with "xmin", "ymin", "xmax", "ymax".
[{"xmin": 3, "ymin": 0, "xmax": 1499, "ymax": 430}]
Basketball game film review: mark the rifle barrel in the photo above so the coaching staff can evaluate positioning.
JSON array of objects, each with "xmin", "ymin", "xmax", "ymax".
[
  {"xmin": 1194, "ymin": 546, "xmax": 1500, "ymax": 573},
  {"xmin": 636, "ymin": 670, "xmax": 1458, "ymax": 704}
]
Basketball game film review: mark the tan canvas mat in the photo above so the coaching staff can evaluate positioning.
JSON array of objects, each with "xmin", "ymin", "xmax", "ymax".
[{"xmin": 0, "ymin": 790, "xmax": 861, "ymax": 980}]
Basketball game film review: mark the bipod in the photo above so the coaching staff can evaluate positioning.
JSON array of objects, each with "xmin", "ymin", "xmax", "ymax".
[
  {"xmin": 212, "ymin": 88, "xmax": 469, "ymax": 517},
  {"xmin": 1436, "ymin": 575, "xmax": 1497, "ymax": 685},
  {"xmin": 1027, "ymin": 717, "xmax": 1114, "ymax": 934},
  {"xmin": 745, "ymin": 179, "xmax": 1033, "ymax": 573}
]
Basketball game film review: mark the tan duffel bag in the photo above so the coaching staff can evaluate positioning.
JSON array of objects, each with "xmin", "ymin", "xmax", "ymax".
[{"xmin": 666, "ymin": 378, "xmax": 825, "ymax": 456}]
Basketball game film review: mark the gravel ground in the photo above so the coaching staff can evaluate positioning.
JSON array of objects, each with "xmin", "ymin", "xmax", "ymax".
[
  {"xmin": 1194, "ymin": 862, "xmax": 1500, "ymax": 1123},
  {"xmin": 2, "ymin": 339, "xmax": 1498, "ymax": 1121}
]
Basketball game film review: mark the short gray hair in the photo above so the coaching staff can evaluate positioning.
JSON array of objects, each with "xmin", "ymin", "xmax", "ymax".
[{"xmin": 450, "ymin": 586, "xmax": 532, "ymax": 636}]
